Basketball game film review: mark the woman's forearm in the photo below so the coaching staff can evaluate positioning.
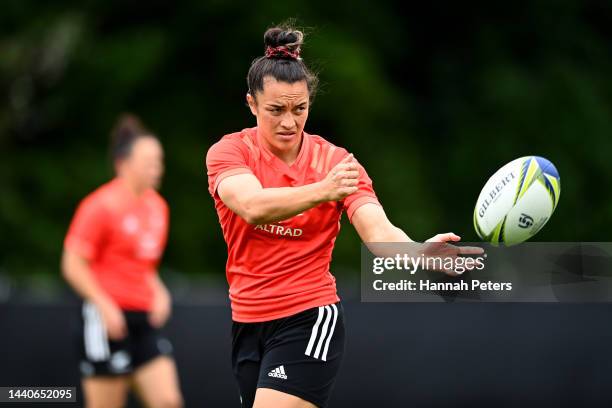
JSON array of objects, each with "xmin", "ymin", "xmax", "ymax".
[
  {"xmin": 149, "ymin": 273, "xmax": 171, "ymax": 302},
  {"xmin": 61, "ymin": 250, "xmax": 114, "ymax": 307},
  {"xmin": 238, "ymin": 181, "xmax": 325, "ymax": 225}
]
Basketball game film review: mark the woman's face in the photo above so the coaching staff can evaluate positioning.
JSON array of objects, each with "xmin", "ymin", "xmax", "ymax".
[
  {"xmin": 119, "ymin": 137, "xmax": 164, "ymax": 190},
  {"xmin": 247, "ymin": 77, "xmax": 309, "ymax": 154}
]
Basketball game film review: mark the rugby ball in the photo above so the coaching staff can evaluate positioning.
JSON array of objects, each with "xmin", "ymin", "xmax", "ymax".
[{"xmin": 473, "ymin": 156, "xmax": 560, "ymax": 246}]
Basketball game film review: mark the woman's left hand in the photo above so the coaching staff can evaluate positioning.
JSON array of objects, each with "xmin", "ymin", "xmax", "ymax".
[
  {"xmin": 149, "ymin": 290, "xmax": 172, "ymax": 328},
  {"xmin": 423, "ymin": 232, "xmax": 484, "ymax": 276}
]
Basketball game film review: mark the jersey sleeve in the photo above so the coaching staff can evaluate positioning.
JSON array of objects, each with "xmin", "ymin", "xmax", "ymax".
[
  {"xmin": 331, "ymin": 149, "xmax": 381, "ymax": 222},
  {"xmin": 64, "ymin": 195, "xmax": 108, "ymax": 260},
  {"xmin": 206, "ymin": 137, "xmax": 254, "ymax": 197}
]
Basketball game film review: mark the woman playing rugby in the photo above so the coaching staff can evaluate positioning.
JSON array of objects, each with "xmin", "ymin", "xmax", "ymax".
[
  {"xmin": 62, "ymin": 115, "xmax": 183, "ymax": 408},
  {"xmin": 206, "ymin": 25, "xmax": 476, "ymax": 408}
]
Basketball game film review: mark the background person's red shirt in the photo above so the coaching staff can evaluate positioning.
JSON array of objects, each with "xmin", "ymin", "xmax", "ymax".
[
  {"xmin": 64, "ymin": 178, "xmax": 169, "ymax": 311},
  {"xmin": 206, "ymin": 127, "xmax": 380, "ymax": 322}
]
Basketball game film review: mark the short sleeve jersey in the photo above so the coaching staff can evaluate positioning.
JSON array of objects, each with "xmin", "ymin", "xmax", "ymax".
[
  {"xmin": 64, "ymin": 178, "xmax": 169, "ymax": 311},
  {"xmin": 206, "ymin": 127, "xmax": 380, "ymax": 322}
]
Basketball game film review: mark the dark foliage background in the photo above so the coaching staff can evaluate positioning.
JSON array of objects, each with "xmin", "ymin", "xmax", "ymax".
[{"xmin": 1, "ymin": 0, "xmax": 611, "ymax": 280}]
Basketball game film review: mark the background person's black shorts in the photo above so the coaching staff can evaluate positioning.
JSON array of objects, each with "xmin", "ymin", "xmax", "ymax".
[
  {"xmin": 77, "ymin": 301, "xmax": 174, "ymax": 377},
  {"xmin": 232, "ymin": 302, "xmax": 345, "ymax": 408}
]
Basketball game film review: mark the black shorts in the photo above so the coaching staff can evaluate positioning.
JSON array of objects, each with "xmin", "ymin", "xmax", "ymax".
[
  {"xmin": 232, "ymin": 302, "xmax": 345, "ymax": 408},
  {"xmin": 77, "ymin": 302, "xmax": 173, "ymax": 377}
]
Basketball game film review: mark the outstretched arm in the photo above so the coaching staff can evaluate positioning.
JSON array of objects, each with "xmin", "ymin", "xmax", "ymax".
[
  {"xmin": 351, "ymin": 203, "xmax": 415, "ymax": 243},
  {"xmin": 352, "ymin": 203, "xmax": 483, "ymax": 275}
]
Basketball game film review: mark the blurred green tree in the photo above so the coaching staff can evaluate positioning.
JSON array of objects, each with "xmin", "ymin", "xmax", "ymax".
[{"xmin": 1, "ymin": 0, "xmax": 610, "ymax": 279}]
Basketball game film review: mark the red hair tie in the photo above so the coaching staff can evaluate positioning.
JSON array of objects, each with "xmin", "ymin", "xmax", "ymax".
[{"xmin": 265, "ymin": 45, "xmax": 300, "ymax": 60}]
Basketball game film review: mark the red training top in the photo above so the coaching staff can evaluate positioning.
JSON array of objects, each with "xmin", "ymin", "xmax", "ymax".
[
  {"xmin": 64, "ymin": 177, "xmax": 169, "ymax": 311},
  {"xmin": 206, "ymin": 127, "xmax": 380, "ymax": 322}
]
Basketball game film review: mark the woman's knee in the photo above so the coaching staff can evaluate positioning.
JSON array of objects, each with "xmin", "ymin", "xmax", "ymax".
[{"xmin": 150, "ymin": 392, "xmax": 183, "ymax": 408}]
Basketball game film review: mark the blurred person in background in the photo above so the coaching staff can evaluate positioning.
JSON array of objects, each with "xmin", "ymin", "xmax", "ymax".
[
  {"xmin": 206, "ymin": 23, "xmax": 479, "ymax": 408},
  {"xmin": 62, "ymin": 114, "xmax": 183, "ymax": 408}
]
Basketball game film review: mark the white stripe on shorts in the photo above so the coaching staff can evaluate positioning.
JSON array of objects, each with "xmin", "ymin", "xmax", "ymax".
[
  {"xmin": 83, "ymin": 302, "xmax": 110, "ymax": 361},
  {"xmin": 321, "ymin": 304, "xmax": 338, "ymax": 361},
  {"xmin": 313, "ymin": 305, "xmax": 333, "ymax": 359},
  {"xmin": 304, "ymin": 306, "xmax": 324, "ymax": 357}
]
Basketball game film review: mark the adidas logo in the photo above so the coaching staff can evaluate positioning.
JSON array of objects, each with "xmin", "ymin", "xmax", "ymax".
[{"xmin": 267, "ymin": 365, "xmax": 287, "ymax": 380}]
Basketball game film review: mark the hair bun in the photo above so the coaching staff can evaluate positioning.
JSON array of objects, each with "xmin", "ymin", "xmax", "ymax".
[
  {"xmin": 113, "ymin": 114, "xmax": 147, "ymax": 141},
  {"xmin": 247, "ymin": 22, "xmax": 318, "ymax": 102},
  {"xmin": 110, "ymin": 113, "xmax": 149, "ymax": 161},
  {"xmin": 263, "ymin": 27, "xmax": 303, "ymax": 54}
]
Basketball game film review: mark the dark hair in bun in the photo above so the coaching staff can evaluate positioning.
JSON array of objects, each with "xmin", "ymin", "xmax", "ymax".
[
  {"xmin": 109, "ymin": 113, "xmax": 155, "ymax": 162},
  {"xmin": 247, "ymin": 22, "xmax": 318, "ymax": 102}
]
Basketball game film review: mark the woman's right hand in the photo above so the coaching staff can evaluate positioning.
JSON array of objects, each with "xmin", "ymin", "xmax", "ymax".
[
  {"xmin": 319, "ymin": 154, "xmax": 360, "ymax": 202},
  {"xmin": 96, "ymin": 299, "xmax": 127, "ymax": 340}
]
